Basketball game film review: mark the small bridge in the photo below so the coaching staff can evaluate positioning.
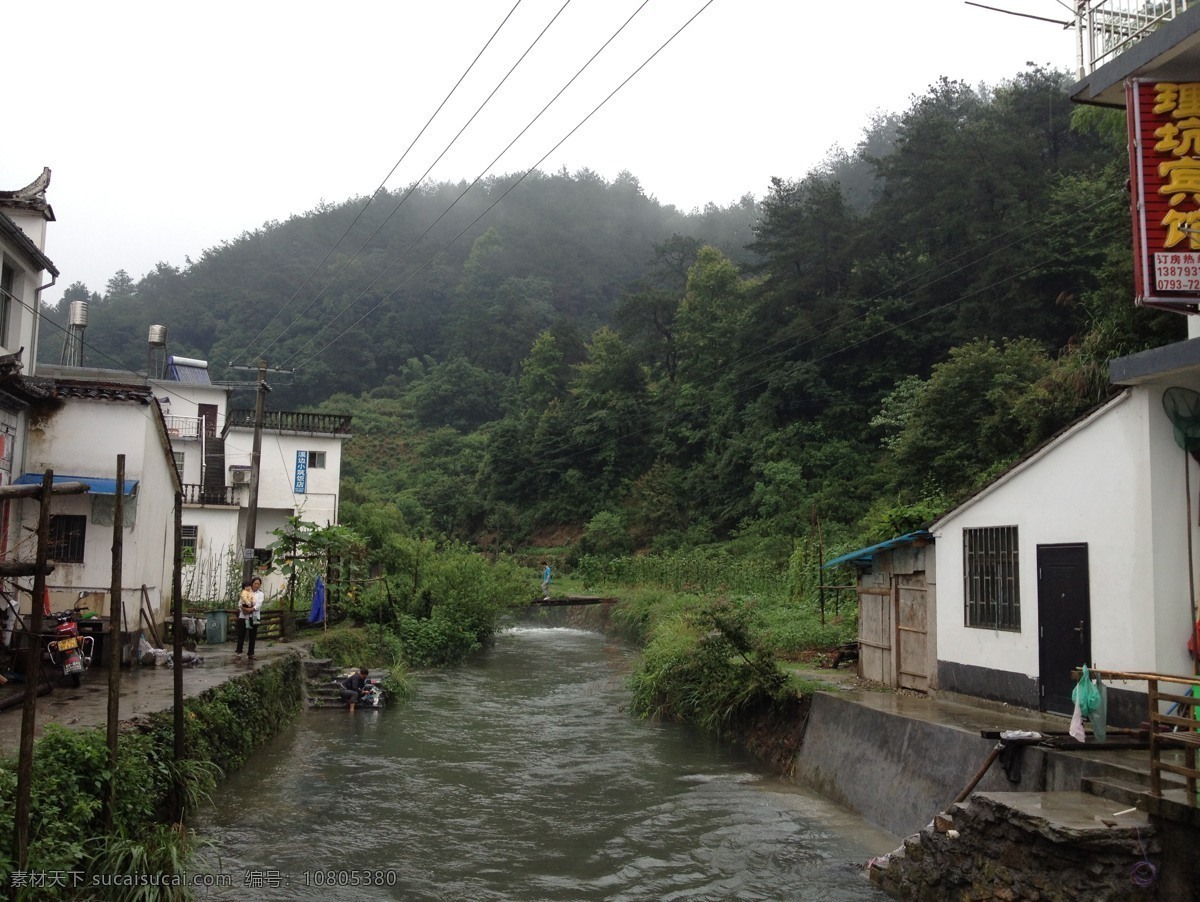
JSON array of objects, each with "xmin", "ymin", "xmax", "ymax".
[{"xmin": 527, "ymin": 595, "xmax": 618, "ymax": 607}]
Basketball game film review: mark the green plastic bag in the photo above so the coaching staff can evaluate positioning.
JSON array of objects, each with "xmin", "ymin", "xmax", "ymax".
[
  {"xmin": 1072, "ymin": 665, "xmax": 1101, "ymax": 719},
  {"xmin": 1092, "ymin": 671, "xmax": 1108, "ymax": 743}
]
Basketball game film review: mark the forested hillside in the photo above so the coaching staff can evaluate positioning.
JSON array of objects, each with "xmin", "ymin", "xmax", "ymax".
[{"xmin": 45, "ymin": 66, "xmax": 1184, "ymax": 561}]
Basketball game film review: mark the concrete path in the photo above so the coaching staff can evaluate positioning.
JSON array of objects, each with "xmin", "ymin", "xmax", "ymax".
[{"xmin": 0, "ymin": 637, "xmax": 306, "ymax": 758}]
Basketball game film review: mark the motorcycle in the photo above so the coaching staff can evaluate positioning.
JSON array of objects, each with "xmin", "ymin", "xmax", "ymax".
[{"xmin": 46, "ymin": 608, "xmax": 94, "ymax": 687}]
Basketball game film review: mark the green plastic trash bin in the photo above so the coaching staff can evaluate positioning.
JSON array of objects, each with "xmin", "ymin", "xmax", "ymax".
[{"xmin": 205, "ymin": 610, "xmax": 229, "ymax": 644}]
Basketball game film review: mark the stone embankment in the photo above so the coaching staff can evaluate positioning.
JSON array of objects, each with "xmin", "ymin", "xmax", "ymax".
[{"xmin": 870, "ymin": 793, "xmax": 1160, "ymax": 901}]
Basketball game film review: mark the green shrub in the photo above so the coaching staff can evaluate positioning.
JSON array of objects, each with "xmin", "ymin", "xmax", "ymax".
[
  {"xmin": 627, "ymin": 598, "xmax": 788, "ymax": 737},
  {"xmin": 0, "ymin": 657, "xmax": 301, "ymax": 899}
]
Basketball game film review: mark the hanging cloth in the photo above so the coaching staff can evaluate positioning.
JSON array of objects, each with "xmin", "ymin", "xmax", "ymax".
[
  {"xmin": 308, "ymin": 576, "xmax": 325, "ymax": 625},
  {"xmin": 42, "ymin": 587, "xmax": 51, "ymax": 616}
]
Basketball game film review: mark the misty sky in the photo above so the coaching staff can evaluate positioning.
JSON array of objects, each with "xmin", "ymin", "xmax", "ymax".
[{"xmin": 5, "ymin": 1, "xmax": 1075, "ymax": 306}]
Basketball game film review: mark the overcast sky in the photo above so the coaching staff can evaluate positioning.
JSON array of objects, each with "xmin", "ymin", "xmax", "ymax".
[{"xmin": 6, "ymin": 1, "xmax": 1076, "ymax": 307}]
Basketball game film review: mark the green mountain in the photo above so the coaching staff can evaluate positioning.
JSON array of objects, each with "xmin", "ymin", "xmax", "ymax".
[{"xmin": 43, "ymin": 67, "xmax": 1185, "ymax": 556}]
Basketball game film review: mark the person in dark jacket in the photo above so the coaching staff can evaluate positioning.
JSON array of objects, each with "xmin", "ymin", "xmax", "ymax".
[{"xmin": 340, "ymin": 667, "xmax": 370, "ymax": 712}]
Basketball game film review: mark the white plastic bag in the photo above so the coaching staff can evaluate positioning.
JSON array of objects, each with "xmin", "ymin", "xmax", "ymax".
[{"xmin": 1069, "ymin": 699, "xmax": 1086, "ymax": 742}]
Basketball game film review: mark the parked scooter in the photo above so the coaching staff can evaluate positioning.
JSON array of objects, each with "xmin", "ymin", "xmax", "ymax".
[{"xmin": 46, "ymin": 608, "xmax": 93, "ymax": 687}]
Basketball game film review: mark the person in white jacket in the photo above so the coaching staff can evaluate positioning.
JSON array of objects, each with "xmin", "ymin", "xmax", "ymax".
[{"xmin": 234, "ymin": 577, "xmax": 264, "ymax": 661}]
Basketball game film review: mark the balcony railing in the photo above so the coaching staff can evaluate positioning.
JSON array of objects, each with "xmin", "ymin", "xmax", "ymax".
[
  {"xmin": 180, "ymin": 484, "xmax": 238, "ymax": 506},
  {"xmin": 164, "ymin": 415, "xmax": 203, "ymax": 439},
  {"xmin": 226, "ymin": 409, "xmax": 352, "ymax": 436},
  {"xmin": 1077, "ymin": 0, "xmax": 1191, "ymax": 74}
]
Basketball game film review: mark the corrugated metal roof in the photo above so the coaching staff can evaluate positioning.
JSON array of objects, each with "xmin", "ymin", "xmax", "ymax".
[{"xmin": 821, "ymin": 530, "xmax": 932, "ymax": 570}]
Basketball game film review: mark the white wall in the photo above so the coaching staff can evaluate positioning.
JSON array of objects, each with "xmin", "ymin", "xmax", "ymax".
[
  {"xmin": 932, "ymin": 391, "xmax": 1182, "ymax": 682},
  {"xmin": 224, "ymin": 428, "xmax": 342, "ymax": 527},
  {"xmin": 18, "ymin": 397, "xmax": 177, "ymax": 624},
  {"xmin": 180, "ymin": 505, "xmax": 242, "ymax": 605},
  {"xmin": 0, "ymin": 215, "xmax": 48, "ymax": 369}
]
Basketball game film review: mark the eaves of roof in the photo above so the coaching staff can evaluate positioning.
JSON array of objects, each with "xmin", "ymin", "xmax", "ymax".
[
  {"xmin": 0, "ymin": 211, "xmax": 57, "ymax": 277},
  {"xmin": 822, "ymin": 530, "xmax": 932, "ymax": 570},
  {"xmin": 50, "ymin": 379, "xmax": 153, "ymax": 404}
]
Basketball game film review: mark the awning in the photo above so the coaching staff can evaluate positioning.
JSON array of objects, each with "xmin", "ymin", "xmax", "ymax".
[
  {"xmin": 13, "ymin": 473, "xmax": 139, "ymax": 495},
  {"xmin": 822, "ymin": 530, "xmax": 932, "ymax": 570}
]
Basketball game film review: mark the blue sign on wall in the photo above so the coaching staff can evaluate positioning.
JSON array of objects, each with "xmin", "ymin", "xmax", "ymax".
[{"xmin": 294, "ymin": 451, "xmax": 308, "ymax": 493}]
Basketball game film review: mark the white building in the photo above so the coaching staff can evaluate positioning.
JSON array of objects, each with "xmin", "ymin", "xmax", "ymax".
[
  {"xmin": 14, "ymin": 369, "xmax": 180, "ymax": 629},
  {"xmin": 931, "ymin": 343, "xmax": 1200, "ymax": 728},
  {"xmin": 148, "ymin": 354, "xmax": 351, "ymax": 606},
  {"xmin": 0, "ymin": 168, "xmax": 58, "ymax": 497}
]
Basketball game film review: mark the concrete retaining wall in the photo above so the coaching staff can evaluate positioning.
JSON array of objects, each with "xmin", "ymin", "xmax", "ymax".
[{"xmin": 792, "ymin": 692, "xmax": 1045, "ymax": 837}]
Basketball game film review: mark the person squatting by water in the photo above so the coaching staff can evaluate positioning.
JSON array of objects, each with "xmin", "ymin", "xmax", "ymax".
[
  {"xmin": 234, "ymin": 577, "xmax": 263, "ymax": 661},
  {"xmin": 341, "ymin": 667, "xmax": 370, "ymax": 712}
]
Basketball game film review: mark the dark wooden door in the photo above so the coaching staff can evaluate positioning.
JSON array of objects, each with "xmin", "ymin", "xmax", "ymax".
[
  {"xmin": 199, "ymin": 404, "xmax": 218, "ymax": 437},
  {"xmin": 1037, "ymin": 544, "xmax": 1091, "ymax": 715}
]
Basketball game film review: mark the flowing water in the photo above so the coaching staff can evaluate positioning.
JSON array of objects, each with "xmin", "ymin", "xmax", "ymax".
[{"xmin": 195, "ymin": 626, "xmax": 895, "ymax": 900}]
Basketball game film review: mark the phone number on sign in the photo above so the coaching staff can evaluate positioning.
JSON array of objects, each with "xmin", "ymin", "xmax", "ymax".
[
  {"xmin": 1156, "ymin": 278, "xmax": 1200, "ymax": 291},
  {"xmin": 1158, "ymin": 264, "xmax": 1200, "ymax": 277},
  {"xmin": 302, "ymin": 870, "xmax": 398, "ymax": 888}
]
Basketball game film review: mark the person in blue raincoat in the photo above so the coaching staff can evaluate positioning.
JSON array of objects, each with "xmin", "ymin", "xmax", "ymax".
[{"xmin": 541, "ymin": 561, "xmax": 552, "ymax": 600}]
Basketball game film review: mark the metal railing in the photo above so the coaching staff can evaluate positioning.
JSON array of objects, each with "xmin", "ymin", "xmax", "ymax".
[
  {"xmin": 1077, "ymin": 0, "xmax": 1191, "ymax": 74},
  {"xmin": 180, "ymin": 483, "xmax": 238, "ymax": 506},
  {"xmin": 163, "ymin": 415, "xmax": 202, "ymax": 439},
  {"xmin": 1082, "ymin": 668, "xmax": 1199, "ymax": 807},
  {"xmin": 226, "ymin": 409, "xmax": 353, "ymax": 435}
]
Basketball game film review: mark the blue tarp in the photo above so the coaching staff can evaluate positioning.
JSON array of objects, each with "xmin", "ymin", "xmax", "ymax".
[
  {"xmin": 308, "ymin": 576, "xmax": 326, "ymax": 624},
  {"xmin": 13, "ymin": 473, "xmax": 139, "ymax": 495}
]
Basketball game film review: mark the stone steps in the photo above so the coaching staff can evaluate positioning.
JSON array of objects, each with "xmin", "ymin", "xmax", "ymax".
[{"xmin": 303, "ymin": 658, "xmax": 386, "ymax": 709}]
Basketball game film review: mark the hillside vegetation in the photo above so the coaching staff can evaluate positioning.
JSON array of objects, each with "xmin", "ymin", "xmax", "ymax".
[{"xmin": 44, "ymin": 66, "xmax": 1182, "ymax": 564}]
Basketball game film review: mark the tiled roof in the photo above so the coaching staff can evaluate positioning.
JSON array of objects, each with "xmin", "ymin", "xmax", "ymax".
[{"xmin": 50, "ymin": 379, "xmax": 153, "ymax": 404}]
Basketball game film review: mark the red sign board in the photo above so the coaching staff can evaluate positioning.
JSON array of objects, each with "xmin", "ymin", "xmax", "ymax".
[{"xmin": 1128, "ymin": 79, "xmax": 1200, "ymax": 312}]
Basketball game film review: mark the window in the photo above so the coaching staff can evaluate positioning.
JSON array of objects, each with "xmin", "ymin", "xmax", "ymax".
[
  {"xmin": 180, "ymin": 525, "xmax": 198, "ymax": 563},
  {"xmin": 964, "ymin": 526, "xmax": 1020, "ymax": 630},
  {"xmin": 48, "ymin": 515, "xmax": 87, "ymax": 563},
  {"xmin": 307, "ymin": 451, "xmax": 326, "ymax": 469},
  {"xmin": 173, "ymin": 451, "xmax": 185, "ymax": 477}
]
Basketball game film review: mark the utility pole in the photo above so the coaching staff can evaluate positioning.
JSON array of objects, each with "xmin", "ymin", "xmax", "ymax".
[
  {"xmin": 170, "ymin": 489, "xmax": 185, "ymax": 822},
  {"xmin": 241, "ymin": 360, "xmax": 268, "ymax": 584},
  {"xmin": 104, "ymin": 457, "xmax": 124, "ymax": 830},
  {"xmin": 11, "ymin": 474, "xmax": 89, "ymax": 870}
]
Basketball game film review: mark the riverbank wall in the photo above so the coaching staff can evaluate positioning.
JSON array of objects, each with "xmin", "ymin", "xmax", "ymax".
[
  {"xmin": 790, "ymin": 686, "xmax": 1200, "ymax": 899},
  {"xmin": 0, "ymin": 652, "xmax": 303, "ymax": 893}
]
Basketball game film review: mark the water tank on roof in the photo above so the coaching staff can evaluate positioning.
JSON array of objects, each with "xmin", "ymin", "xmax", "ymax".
[
  {"xmin": 68, "ymin": 300, "xmax": 88, "ymax": 328},
  {"xmin": 148, "ymin": 324, "xmax": 167, "ymax": 347}
]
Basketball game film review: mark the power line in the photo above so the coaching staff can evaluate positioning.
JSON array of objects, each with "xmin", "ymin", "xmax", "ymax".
[
  {"xmin": 229, "ymin": 0, "xmax": 528, "ymax": 366},
  {"xmin": 288, "ymin": 0, "xmax": 718, "ymax": 371}
]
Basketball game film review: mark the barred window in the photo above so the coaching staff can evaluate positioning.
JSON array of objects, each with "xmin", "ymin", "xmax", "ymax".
[
  {"xmin": 180, "ymin": 524, "xmax": 198, "ymax": 557},
  {"xmin": 49, "ymin": 514, "xmax": 87, "ymax": 563},
  {"xmin": 964, "ymin": 526, "xmax": 1020, "ymax": 630}
]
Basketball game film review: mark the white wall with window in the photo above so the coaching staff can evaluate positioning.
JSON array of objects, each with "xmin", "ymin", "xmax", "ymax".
[
  {"xmin": 15, "ymin": 389, "xmax": 180, "ymax": 625},
  {"xmin": 932, "ymin": 389, "xmax": 1181, "ymax": 687},
  {"xmin": 223, "ymin": 430, "xmax": 343, "ymax": 527},
  {"xmin": 179, "ymin": 507, "xmax": 245, "ymax": 604}
]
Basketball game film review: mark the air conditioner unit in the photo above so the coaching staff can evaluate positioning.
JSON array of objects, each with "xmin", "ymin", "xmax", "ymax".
[{"xmin": 230, "ymin": 469, "xmax": 251, "ymax": 485}]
